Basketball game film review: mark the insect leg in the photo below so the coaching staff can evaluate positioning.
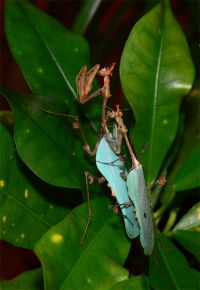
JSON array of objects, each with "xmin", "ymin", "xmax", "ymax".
[
  {"xmin": 80, "ymin": 172, "xmax": 93, "ymax": 243},
  {"xmin": 108, "ymin": 203, "xmax": 135, "ymax": 227},
  {"xmin": 79, "ymin": 87, "xmax": 103, "ymax": 104},
  {"xmin": 80, "ymin": 172, "xmax": 105, "ymax": 243}
]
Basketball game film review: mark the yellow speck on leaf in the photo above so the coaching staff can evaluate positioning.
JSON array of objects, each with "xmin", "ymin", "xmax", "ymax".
[
  {"xmin": 0, "ymin": 180, "xmax": 5, "ymax": 188},
  {"xmin": 21, "ymin": 233, "xmax": 25, "ymax": 239},
  {"xmin": 37, "ymin": 67, "xmax": 44, "ymax": 73},
  {"xmin": 87, "ymin": 278, "xmax": 92, "ymax": 284},
  {"xmin": 2, "ymin": 216, "xmax": 7, "ymax": 223},
  {"xmin": 162, "ymin": 119, "xmax": 168, "ymax": 125},
  {"xmin": 51, "ymin": 233, "xmax": 63, "ymax": 244},
  {"xmin": 24, "ymin": 189, "xmax": 29, "ymax": 199}
]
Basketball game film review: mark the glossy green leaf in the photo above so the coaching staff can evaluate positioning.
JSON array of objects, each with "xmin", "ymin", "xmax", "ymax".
[
  {"xmin": 73, "ymin": 0, "xmax": 102, "ymax": 34},
  {"xmin": 5, "ymin": 0, "xmax": 89, "ymax": 107},
  {"xmin": 173, "ymin": 202, "xmax": 200, "ymax": 231},
  {"xmin": 149, "ymin": 233, "xmax": 200, "ymax": 290},
  {"xmin": 0, "ymin": 268, "xmax": 43, "ymax": 290},
  {"xmin": 0, "ymin": 123, "xmax": 72, "ymax": 249},
  {"xmin": 4, "ymin": 0, "xmax": 101, "ymax": 188},
  {"xmin": 110, "ymin": 275, "xmax": 150, "ymax": 290},
  {"xmin": 172, "ymin": 230, "xmax": 200, "ymax": 263},
  {"xmin": 159, "ymin": 93, "xmax": 200, "ymax": 206},
  {"xmin": 4, "ymin": 0, "xmax": 101, "ymax": 130},
  {"xmin": 173, "ymin": 142, "xmax": 200, "ymax": 191},
  {"xmin": 2, "ymin": 89, "xmax": 92, "ymax": 188},
  {"xmin": 35, "ymin": 198, "xmax": 130, "ymax": 289},
  {"xmin": 120, "ymin": 1, "xmax": 194, "ymax": 184}
]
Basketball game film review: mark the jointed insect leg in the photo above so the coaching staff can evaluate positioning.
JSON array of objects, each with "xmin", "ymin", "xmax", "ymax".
[
  {"xmin": 80, "ymin": 172, "xmax": 92, "ymax": 243},
  {"xmin": 80, "ymin": 172, "xmax": 106, "ymax": 243},
  {"xmin": 108, "ymin": 203, "xmax": 135, "ymax": 227},
  {"xmin": 79, "ymin": 87, "xmax": 103, "ymax": 104}
]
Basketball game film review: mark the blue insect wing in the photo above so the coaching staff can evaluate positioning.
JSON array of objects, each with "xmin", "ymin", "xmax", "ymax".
[
  {"xmin": 127, "ymin": 166, "xmax": 154, "ymax": 255},
  {"xmin": 96, "ymin": 137, "xmax": 139, "ymax": 239}
]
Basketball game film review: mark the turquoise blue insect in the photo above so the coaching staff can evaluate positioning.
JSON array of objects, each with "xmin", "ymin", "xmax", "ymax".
[
  {"xmin": 127, "ymin": 165, "xmax": 154, "ymax": 255},
  {"xmin": 96, "ymin": 136, "xmax": 140, "ymax": 239}
]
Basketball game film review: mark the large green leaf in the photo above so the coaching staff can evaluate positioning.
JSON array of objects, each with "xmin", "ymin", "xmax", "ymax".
[
  {"xmin": 172, "ymin": 230, "xmax": 200, "ymax": 263},
  {"xmin": 4, "ymin": 0, "xmax": 101, "ymax": 188},
  {"xmin": 0, "ymin": 268, "xmax": 43, "ymax": 290},
  {"xmin": 3, "ymin": 89, "xmax": 92, "ymax": 188},
  {"xmin": 4, "ymin": 0, "xmax": 101, "ymax": 126},
  {"xmin": 159, "ymin": 94, "xmax": 200, "ymax": 208},
  {"xmin": 4, "ymin": 0, "xmax": 88, "ymax": 106},
  {"xmin": 110, "ymin": 275, "xmax": 150, "ymax": 290},
  {"xmin": 149, "ymin": 233, "xmax": 200, "ymax": 290},
  {"xmin": 120, "ymin": 1, "xmax": 194, "ymax": 184},
  {"xmin": 173, "ymin": 202, "xmax": 200, "ymax": 231},
  {"xmin": 0, "ymin": 123, "xmax": 73, "ymax": 249},
  {"xmin": 173, "ymin": 142, "xmax": 200, "ymax": 191},
  {"xmin": 35, "ymin": 198, "xmax": 130, "ymax": 289}
]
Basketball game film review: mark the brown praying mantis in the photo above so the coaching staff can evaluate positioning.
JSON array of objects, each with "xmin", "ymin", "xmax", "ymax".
[
  {"xmin": 75, "ymin": 62, "xmax": 122, "ymax": 155},
  {"xmin": 76, "ymin": 63, "xmax": 115, "ymax": 104}
]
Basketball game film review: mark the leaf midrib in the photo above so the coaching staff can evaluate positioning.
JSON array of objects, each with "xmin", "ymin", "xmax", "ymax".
[
  {"xmin": 17, "ymin": 1, "xmax": 98, "ymax": 133},
  {"xmin": 61, "ymin": 214, "xmax": 121, "ymax": 288},
  {"xmin": 148, "ymin": 15, "xmax": 164, "ymax": 183},
  {"xmin": 14, "ymin": 102, "xmax": 76, "ymax": 165},
  {"xmin": 18, "ymin": 1, "xmax": 77, "ymax": 100},
  {"xmin": 1, "ymin": 188, "xmax": 52, "ymax": 227}
]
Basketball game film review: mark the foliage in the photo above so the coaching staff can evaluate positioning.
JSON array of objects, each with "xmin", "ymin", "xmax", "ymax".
[{"xmin": 0, "ymin": 0, "xmax": 199, "ymax": 289}]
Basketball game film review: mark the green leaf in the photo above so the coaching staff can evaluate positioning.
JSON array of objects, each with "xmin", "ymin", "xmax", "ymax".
[
  {"xmin": 173, "ymin": 202, "xmax": 200, "ymax": 231},
  {"xmin": 4, "ymin": 0, "xmax": 101, "ymax": 188},
  {"xmin": 149, "ymin": 233, "xmax": 200, "ymax": 290},
  {"xmin": 5, "ymin": 0, "xmax": 89, "ymax": 107},
  {"xmin": 35, "ymin": 198, "xmax": 130, "ymax": 289},
  {"xmin": 173, "ymin": 143, "xmax": 200, "ymax": 191},
  {"xmin": 3, "ymin": 89, "xmax": 92, "ymax": 189},
  {"xmin": 73, "ymin": 0, "xmax": 102, "ymax": 34},
  {"xmin": 172, "ymin": 230, "xmax": 200, "ymax": 263},
  {"xmin": 0, "ymin": 123, "xmax": 71, "ymax": 249},
  {"xmin": 0, "ymin": 268, "xmax": 43, "ymax": 290},
  {"xmin": 110, "ymin": 275, "xmax": 150, "ymax": 290},
  {"xmin": 4, "ymin": 0, "xmax": 102, "ymax": 133},
  {"xmin": 4, "ymin": 0, "xmax": 101, "ymax": 137},
  {"xmin": 120, "ymin": 1, "xmax": 194, "ymax": 184},
  {"xmin": 159, "ymin": 93, "xmax": 200, "ymax": 207}
]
